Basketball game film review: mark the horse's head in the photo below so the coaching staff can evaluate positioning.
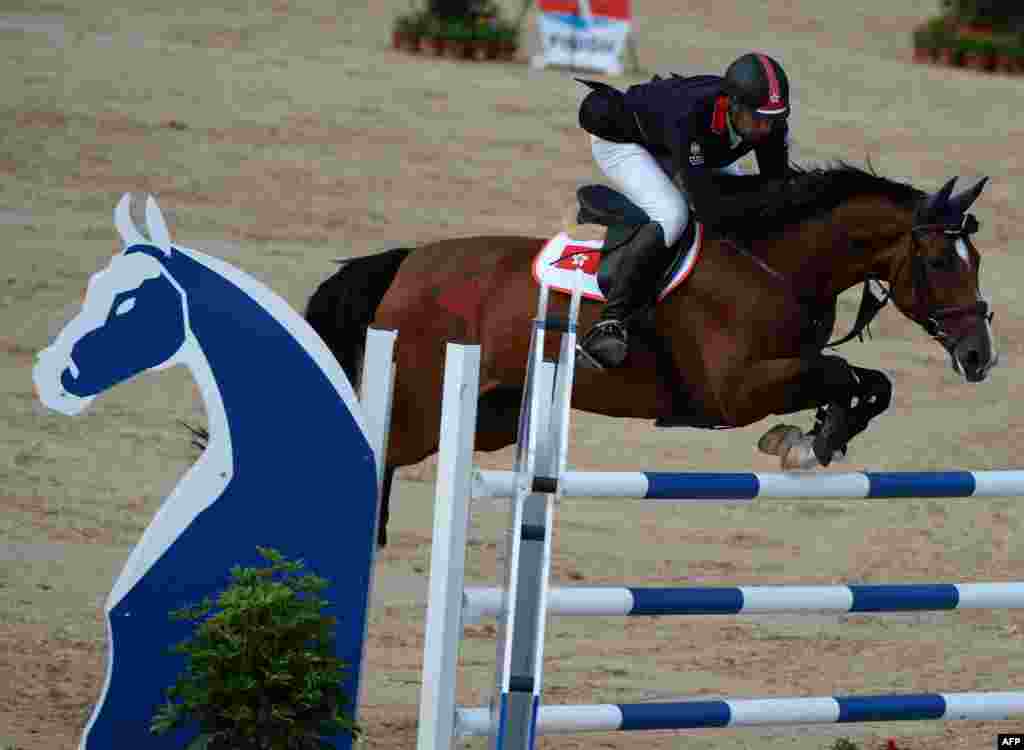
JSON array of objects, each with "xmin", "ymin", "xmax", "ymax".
[
  {"xmin": 33, "ymin": 194, "xmax": 190, "ymax": 415},
  {"xmin": 887, "ymin": 176, "xmax": 997, "ymax": 383}
]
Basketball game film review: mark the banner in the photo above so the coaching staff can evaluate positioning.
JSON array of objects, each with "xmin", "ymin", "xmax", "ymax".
[{"xmin": 533, "ymin": 0, "xmax": 631, "ymax": 76}]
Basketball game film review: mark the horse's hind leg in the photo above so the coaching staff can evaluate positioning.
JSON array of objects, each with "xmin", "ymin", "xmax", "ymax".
[
  {"xmin": 475, "ymin": 385, "xmax": 523, "ymax": 451},
  {"xmin": 377, "ymin": 466, "xmax": 396, "ymax": 548},
  {"xmin": 376, "ymin": 385, "xmax": 520, "ymax": 550}
]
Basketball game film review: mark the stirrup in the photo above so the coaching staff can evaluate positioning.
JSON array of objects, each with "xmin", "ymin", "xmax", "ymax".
[
  {"xmin": 575, "ymin": 344, "xmax": 606, "ymax": 370},
  {"xmin": 588, "ymin": 318, "xmax": 628, "ymax": 336},
  {"xmin": 577, "ymin": 319, "xmax": 629, "ymax": 370},
  {"xmin": 581, "ymin": 319, "xmax": 628, "ymax": 349}
]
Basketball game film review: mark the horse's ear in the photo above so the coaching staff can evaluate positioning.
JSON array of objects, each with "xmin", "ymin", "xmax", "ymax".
[
  {"xmin": 114, "ymin": 193, "xmax": 147, "ymax": 249},
  {"xmin": 921, "ymin": 177, "xmax": 958, "ymax": 222},
  {"xmin": 144, "ymin": 195, "xmax": 173, "ymax": 256},
  {"xmin": 948, "ymin": 176, "xmax": 989, "ymax": 217}
]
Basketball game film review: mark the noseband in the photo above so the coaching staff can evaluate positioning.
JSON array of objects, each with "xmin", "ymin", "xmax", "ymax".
[{"xmin": 907, "ymin": 212, "xmax": 992, "ymax": 346}]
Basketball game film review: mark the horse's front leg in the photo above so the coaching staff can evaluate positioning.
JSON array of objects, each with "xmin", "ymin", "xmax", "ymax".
[
  {"xmin": 843, "ymin": 365, "xmax": 893, "ymax": 444},
  {"xmin": 718, "ymin": 354, "xmax": 869, "ymax": 470},
  {"xmin": 791, "ymin": 364, "xmax": 894, "ymax": 468}
]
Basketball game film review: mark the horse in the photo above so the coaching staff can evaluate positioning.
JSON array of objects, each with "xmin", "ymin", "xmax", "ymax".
[
  {"xmin": 305, "ymin": 163, "xmax": 997, "ymax": 547},
  {"xmin": 33, "ymin": 194, "xmax": 377, "ymax": 750}
]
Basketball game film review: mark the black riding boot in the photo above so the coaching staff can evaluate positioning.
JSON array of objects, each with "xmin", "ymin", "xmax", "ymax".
[{"xmin": 578, "ymin": 222, "xmax": 671, "ymax": 369}]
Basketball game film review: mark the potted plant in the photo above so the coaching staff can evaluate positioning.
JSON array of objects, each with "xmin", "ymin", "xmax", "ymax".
[
  {"xmin": 467, "ymin": 1, "xmax": 500, "ymax": 59},
  {"xmin": 1007, "ymin": 43, "xmax": 1024, "ymax": 74},
  {"xmin": 392, "ymin": 11, "xmax": 424, "ymax": 52},
  {"xmin": 912, "ymin": 25, "xmax": 938, "ymax": 62},
  {"xmin": 991, "ymin": 33, "xmax": 1018, "ymax": 71},
  {"xmin": 420, "ymin": 13, "xmax": 446, "ymax": 55},
  {"xmin": 469, "ymin": 19, "xmax": 496, "ymax": 60},
  {"xmin": 150, "ymin": 547, "xmax": 362, "ymax": 750},
  {"xmin": 442, "ymin": 17, "xmax": 468, "ymax": 58},
  {"xmin": 494, "ymin": 20, "xmax": 519, "ymax": 60},
  {"xmin": 938, "ymin": 36, "xmax": 964, "ymax": 66},
  {"xmin": 958, "ymin": 35, "xmax": 991, "ymax": 70}
]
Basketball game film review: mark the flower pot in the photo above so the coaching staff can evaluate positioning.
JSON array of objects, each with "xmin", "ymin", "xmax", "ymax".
[
  {"xmin": 995, "ymin": 54, "xmax": 1016, "ymax": 73},
  {"xmin": 963, "ymin": 52, "xmax": 994, "ymax": 72},
  {"xmin": 959, "ymin": 24, "xmax": 994, "ymax": 39},
  {"xmin": 499, "ymin": 41, "xmax": 517, "ymax": 61},
  {"xmin": 395, "ymin": 31, "xmax": 421, "ymax": 52},
  {"xmin": 485, "ymin": 39, "xmax": 501, "ymax": 60},
  {"xmin": 403, "ymin": 33, "xmax": 422, "ymax": 52},
  {"xmin": 912, "ymin": 46, "xmax": 933, "ymax": 63},
  {"xmin": 938, "ymin": 46, "xmax": 961, "ymax": 66},
  {"xmin": 421, "ymin": 35, "xmax": 445, "ymax": 55},
  {"xmin": 469, "ymin": 39, "xmax": 488, "ymax": 61},
  {"xmin": 445, "ymin": 39, "xmax": 471, "ymax": 59}
]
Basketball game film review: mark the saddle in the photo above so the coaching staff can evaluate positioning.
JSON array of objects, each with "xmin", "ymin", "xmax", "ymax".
[{"xmin": 575, "ymin": 184, "xmax": 698, "ymax": 300}]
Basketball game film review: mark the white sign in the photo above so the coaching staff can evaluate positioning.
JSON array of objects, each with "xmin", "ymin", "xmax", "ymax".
[{"xmin": 532, "ymin": 0, "xmax": 631, "ymax": 76}]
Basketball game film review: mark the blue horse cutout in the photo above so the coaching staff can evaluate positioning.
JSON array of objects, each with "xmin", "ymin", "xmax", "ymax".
[{"xmin": 32, "ymin": 194, "xmax": 379, "ymax": 749}]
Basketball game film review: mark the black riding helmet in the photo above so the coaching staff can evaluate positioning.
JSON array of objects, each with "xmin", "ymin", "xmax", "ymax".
[{"xmin": 724, "ymin": 52, "xmax": 790, "ymax": 120}]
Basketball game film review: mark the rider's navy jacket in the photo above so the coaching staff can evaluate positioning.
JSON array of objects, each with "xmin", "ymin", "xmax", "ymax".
[
  {"xmin": 623, "ymin": 74, "xmax": 790, "ymax": 179},
  {"xmin": 579, "ymin": 73, "xmax": 791, "ymax": 225}
]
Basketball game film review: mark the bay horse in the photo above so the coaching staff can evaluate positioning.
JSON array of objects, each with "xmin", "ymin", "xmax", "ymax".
[{"xmin": 306, "ymin": 163, "xmax": 997, "ymax": 546}]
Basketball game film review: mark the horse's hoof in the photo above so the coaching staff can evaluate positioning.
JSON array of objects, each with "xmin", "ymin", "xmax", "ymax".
[
  {"xmin": 758, "ymin": 424, "xmax": 803, "ymax": 456},
  {"xmin": 781, "ymin": 436, "xmax": 820, "ymax": 471}
]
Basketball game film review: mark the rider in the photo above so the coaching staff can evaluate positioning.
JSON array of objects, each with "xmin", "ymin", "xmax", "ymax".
[{"xmin": 576, "ymin": 52, "xmax": 794, "ymax": 369}]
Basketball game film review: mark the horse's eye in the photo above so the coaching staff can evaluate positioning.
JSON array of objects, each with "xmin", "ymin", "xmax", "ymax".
[{"xmin": 114, "ymin": 297, "xmax": 136, "ymax": 315}]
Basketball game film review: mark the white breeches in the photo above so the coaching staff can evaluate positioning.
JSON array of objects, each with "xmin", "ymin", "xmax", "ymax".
[{"xmin": 590, "ymin": 134, "xmax": 745, "ymax": 246}]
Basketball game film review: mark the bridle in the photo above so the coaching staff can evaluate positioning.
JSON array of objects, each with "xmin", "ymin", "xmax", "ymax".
[{"xmin": 905, "ymin": 211, "xmax": 992, "ymax": 347}]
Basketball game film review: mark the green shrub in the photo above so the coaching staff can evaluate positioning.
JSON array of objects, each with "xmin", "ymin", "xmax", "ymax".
[
  {"xmin": 913, "ymin": 24, "xmax": 941, "ymax": 49},
  {"xmin": 958, "ymin": 35, "xmax": 998, "ymax": 54},
  {"xmin": 150, "ymin": 547, "xmax": 361, "ymax": 750},
  {"xmin": 494, "ymin": 20, "xmax": 519, "ymax": 45},
  {"xmin": 442, "ymin": 18, "xmax": 474, "ymax": 42},
  {"xmin": 941, "ymin": 0, "xmax": 1024, "ymax": 30}
]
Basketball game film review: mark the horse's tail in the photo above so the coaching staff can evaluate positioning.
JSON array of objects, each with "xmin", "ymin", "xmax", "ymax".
[{"xmin": 305, "ymin": 247, "xmax": 411, "ymax": 390}]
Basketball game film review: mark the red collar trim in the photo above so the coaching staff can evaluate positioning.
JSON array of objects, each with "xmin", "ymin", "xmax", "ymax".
[{"xmin": 710, "ymin": 96, "xmax": 729, "ymax": 135}]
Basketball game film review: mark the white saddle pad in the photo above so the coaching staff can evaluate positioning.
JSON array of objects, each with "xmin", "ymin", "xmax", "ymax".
[{"xmin": 531, "ymin": 225, "xmax": 703, "ymax": 303}]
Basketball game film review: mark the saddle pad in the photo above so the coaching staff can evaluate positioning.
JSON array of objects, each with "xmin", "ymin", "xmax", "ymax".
[{"xmin": 531, "ymin": 225, "xmax": 703, "ymax": 303}]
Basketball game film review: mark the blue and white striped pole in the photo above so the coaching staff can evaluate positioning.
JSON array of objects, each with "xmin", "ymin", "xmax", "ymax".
[
  {"xmin": 473, "ymin": 469, "xmax": 1024, "ymax": 501},
  {"xmin": 456, "ymin": 692, "xmax": 1024, "ymax": 736},
  {"xmin": 462, "ymin": 582, "xmax": 1024, "ymax": 621}
]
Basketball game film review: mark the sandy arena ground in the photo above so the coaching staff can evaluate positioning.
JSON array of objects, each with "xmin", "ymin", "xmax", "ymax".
[{"xmin": 3, "ymin": 0, "xmax": 1024, "ymax": 748}]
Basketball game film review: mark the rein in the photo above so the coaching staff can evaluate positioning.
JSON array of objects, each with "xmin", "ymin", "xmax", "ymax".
[
  {"xmin": 723, "ymin": 238, "xmax": 887, "ymax": 349},
  {"xmin": 723, "ymin": 210, "xmax": 990, "ymax": 351}
]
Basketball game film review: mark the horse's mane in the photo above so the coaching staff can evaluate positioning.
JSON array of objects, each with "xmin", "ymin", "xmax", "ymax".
[{"xmin": 708, "ymin": 161, "xmax": 927, "ymax": 237}]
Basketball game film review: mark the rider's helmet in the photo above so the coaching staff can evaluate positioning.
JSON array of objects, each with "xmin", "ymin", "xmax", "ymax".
[{"xmin": 723, "ymin": 52, "xmax": 790, "ymax": 121}]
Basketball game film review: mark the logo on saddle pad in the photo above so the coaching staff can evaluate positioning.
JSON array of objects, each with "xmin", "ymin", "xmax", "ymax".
[{"xmin": 531, "ymin": 227, "xmax": 703, "ymax": 303}]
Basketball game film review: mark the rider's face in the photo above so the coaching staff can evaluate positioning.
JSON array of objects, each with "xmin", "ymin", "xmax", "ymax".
[{"xmin": 730, "ymin": 104, "xmax": 778, "ymax": 143}]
